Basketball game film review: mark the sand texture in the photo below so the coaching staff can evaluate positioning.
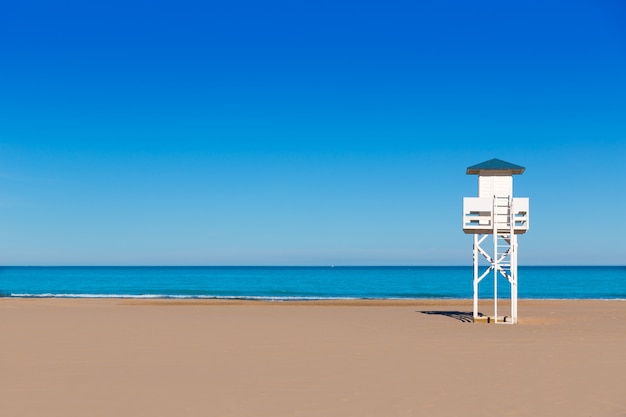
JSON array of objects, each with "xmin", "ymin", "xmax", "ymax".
[{"xmin": 1, "ymin": 298, "xmax": 626, "ymax": 417}]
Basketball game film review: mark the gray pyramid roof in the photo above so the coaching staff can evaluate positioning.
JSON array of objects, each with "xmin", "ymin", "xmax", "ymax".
[{"xmin": 466, "ymin": 158, "xmax": 525, "ymax": 175}]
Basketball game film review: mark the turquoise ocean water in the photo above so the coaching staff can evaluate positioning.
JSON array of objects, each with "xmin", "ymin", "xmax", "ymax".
[{"xmin": 1, "ymin": 266, "xmax": 624, "ymax": 300}]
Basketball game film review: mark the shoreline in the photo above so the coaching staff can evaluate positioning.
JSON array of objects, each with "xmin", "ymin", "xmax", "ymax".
[
  {"xmin": 4, "ymin": 295, "xmax": 626, "ymax": 300},
  {"xmin": 2, "ymin": 296, "xmax": 625, "ymax": 308}
]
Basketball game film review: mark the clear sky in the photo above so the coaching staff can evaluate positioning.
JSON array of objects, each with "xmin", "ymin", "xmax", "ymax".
[{"xmin": 1, "ymin": 0, "xmax": 625, "ymax": 265}]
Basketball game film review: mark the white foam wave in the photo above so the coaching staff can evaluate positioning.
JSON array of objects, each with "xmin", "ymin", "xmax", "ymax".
[
  {"xmin": 11, "ymin": 293, "xmax": 165, "ymax": 299},
  {"xmin": 11, "ymin": 294, "xmax": 624, "ymax": 301},
  {"xmin": 9, "ymin": 293, "xmax": 364, "ymax": 301}
]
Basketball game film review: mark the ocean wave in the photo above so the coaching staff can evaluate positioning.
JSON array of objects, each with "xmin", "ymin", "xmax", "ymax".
[
  {"xmin": 7, "ymin": 293, "xmax": 626, "ymax": 301},
  {"xmin": 9, "ymin": 293, "xmax": 367, "ymax": 301}
]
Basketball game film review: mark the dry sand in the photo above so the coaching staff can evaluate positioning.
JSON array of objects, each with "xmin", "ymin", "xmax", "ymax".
[{"xmin": 1, "ymin": 298, "xmax": 625, "ymax": 417}]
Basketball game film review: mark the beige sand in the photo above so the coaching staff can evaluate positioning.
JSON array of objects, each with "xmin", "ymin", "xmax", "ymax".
[{"xmin": 1, "ymin": 298, "xmax": 625, "ymax": 417}]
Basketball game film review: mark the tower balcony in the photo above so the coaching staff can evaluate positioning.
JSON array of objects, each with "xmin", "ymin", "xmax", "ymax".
[{"xmin": 463, "ymin": 197, "xmax": 529, "ymax": 234}]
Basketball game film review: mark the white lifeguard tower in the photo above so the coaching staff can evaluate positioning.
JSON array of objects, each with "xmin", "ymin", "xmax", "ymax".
[{"xmin": 463, "ymin": 158, "xmax": 529, "ymax": 324}]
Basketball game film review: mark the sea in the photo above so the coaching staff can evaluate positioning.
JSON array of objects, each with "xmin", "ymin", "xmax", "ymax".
[{"xmin": 0, "ymin": 266, "xmax": 624, "ymax": 300}]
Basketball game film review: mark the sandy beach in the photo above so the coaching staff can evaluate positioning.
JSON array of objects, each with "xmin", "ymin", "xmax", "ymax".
[{"xmin": 1, "ymin": 298, "xmax": 625, "ymax": 417}]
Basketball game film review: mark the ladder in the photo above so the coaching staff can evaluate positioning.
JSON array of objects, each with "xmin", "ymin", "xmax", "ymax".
[{"xmin": 491, "ymin": 196, "xmax": 517, "ymax": 323}]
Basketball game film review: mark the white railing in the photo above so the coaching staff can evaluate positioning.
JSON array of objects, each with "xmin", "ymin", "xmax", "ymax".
[{"xmin": 463, "ymin": 197, "xmax": 529, "ymax": 234}]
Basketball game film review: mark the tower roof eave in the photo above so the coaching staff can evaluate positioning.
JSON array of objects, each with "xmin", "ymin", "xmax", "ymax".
[{"xmin": 466, "ymin": 158, "xmax": 525, "ymax": 175}]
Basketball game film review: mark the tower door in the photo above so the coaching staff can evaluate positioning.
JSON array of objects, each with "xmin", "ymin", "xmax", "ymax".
[{"xmin": 478, "ymin": 176, "xmax": 512, "ymax": 198}]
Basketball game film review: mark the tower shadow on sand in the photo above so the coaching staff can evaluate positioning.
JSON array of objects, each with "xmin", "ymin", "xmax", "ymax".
[{"xmin": 419, "ymin": 311, "xmax": 474, "ymax": 323}]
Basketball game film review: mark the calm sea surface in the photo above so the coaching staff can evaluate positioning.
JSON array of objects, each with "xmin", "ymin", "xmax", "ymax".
[{"xmin": 0, "ymin": 266, "xmax": 624, "ymax": 300}]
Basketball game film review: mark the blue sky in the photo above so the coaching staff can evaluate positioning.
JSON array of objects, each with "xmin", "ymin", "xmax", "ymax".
[{"xmin": 1, "ymin": 0, "xmax": 625, "ymax": 265}]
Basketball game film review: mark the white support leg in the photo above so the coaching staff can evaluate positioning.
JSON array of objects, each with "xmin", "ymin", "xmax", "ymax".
[
  {"xmin": 511, "ymin": 234, "xmax": 518, "ymax": 324},
  {"xmin": 473, "ymin": 234, "xmax": 479, "ymax": 320},
  {"xmin": 493, "ymin": 233, "xmax": 498, "ymax": 323},
  {"xmin": 493, "ymin": 198, "xmax": 498, "ymax": 323}
]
